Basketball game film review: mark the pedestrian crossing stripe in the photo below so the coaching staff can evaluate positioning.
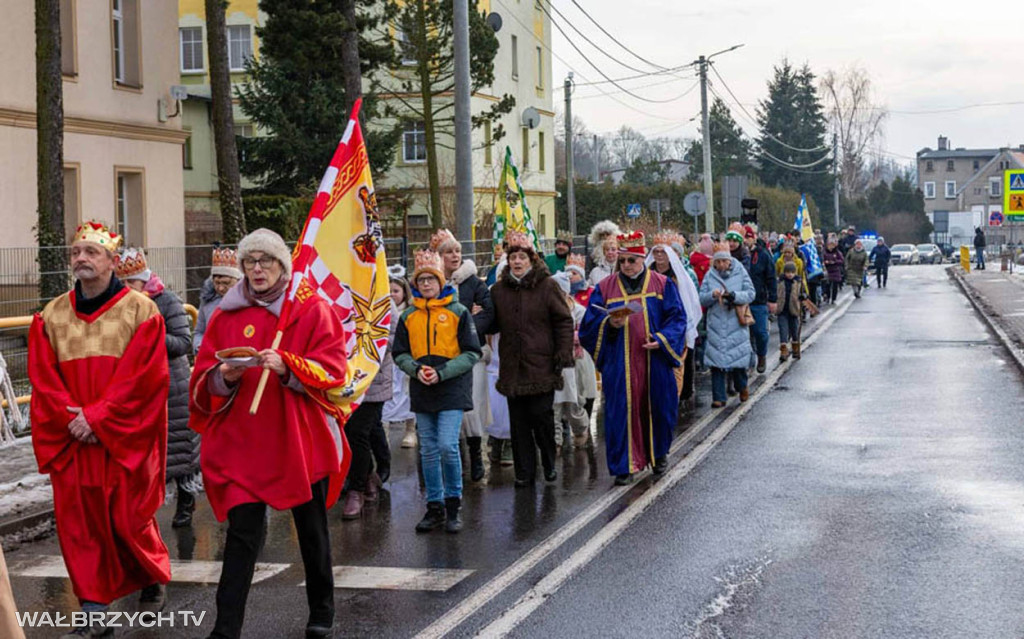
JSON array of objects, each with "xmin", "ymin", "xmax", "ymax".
[
  {"xmin": 1011, "ymin": 174, "xmax": 1024, "ymax": 190},
  {"xmin": 8, "ymin": 556, "xmax": 474, "ymax": 592}
]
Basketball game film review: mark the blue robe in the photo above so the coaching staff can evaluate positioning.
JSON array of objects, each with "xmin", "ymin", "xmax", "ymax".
[{"xmin": 580, "ymin": 269, "xmax": 687, "ymax": 476}]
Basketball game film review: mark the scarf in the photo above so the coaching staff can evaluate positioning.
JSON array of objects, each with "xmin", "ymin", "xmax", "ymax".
[
  {"xmin": 509, "ymin": 266, "xmax": 533, "ymax": 284},
  {"xmin": 619, "ymin": 267, "xmax": 646, "ymax": 295},
  {"xmin": 570, "ymin": 279, "xmax": 587, "ymax": 294},
  {"xmin": 242, "ymin": 275, "xmax": 288, "ymax": 307},
  {"xmin": 143, "ymin": 274, "xmax": 166, "ymax": 298}
]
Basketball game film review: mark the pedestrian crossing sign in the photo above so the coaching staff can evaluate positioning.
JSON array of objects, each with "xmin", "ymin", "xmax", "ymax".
[{"xmin": 1006, "ymin": 170, "xmax": 1024, "ymax": 219}]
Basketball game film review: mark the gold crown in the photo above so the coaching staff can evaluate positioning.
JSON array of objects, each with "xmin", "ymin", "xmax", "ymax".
[
  {"xmin": 115, "ymin": 247, "xmax": 148, "ymax": 279},
  {"xmin": 555, "ymin": 229, "xmax": 573, "ymax": 244},
  {"xmin": 413, "ymin": 248, "xmax": 443, "ymax": 274},
  {"xmin": 566, "ymin": 253, "xmax": 586, "ymax": 270},
  {"xmin": 73, "ymin": 220, "xmax": 122, "ymax": 252},
  {"xmin": 506, "ymin": 230, "xmax": 531, "ymax": 249},
  {"xmin": 212, "ymin": 247, "xmax": 239, "ymax": 269},
  {"xmin": 713, "ymin": 241, "xmax": 732, "ymax": 255},
  {"xmin": 616, "ymin": 231, "xmax": 645, "ymax": 248},
  {"xmin": 429, "ymin": 228, "xmax": 457, "ymax": 251},
  {"xmin": 652, "ymin": 231, "xmax": 680, "ymax": 247}
]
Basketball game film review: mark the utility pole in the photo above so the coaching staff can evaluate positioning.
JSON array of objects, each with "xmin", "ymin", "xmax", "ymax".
[
  {"xmin": 699, "ymin": 56, "xmax": 714, "ymax": 234},
  {"xmin": 453, "ymin": 0, "xmax": 474, "ymax": 242},
  {"xmin": 565, "ymin": 74, "xmax": 576, "ymax": 235},
  {"xmin": 593, "ymin": 134, "xmax": 600, "ymax": 183},
  {"xmin": 833, "ymin": 132, "xmax": 840, "ymax": 229}
]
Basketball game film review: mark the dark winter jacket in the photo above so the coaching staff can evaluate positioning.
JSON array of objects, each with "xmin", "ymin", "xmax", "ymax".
[
  {"xmin": 747, "ymin": 242, "xmax": 778, "ymax": 306},
  {"xmin": 449, "ymin": 259, "xmax": 494, "ymax": 337},
  {"xmin": 974, "ymin": 230, "xmax": 987, "ymax": 249},
  {"xmin": 490, "ymin": 261, "xmax": 575, "ymax": 397},
  {"xmin": 153, "ymin": 289, "xmax": 199, "ymax": 481},
  {"xmin": 731, "ymin": 245, "xmax": 751, "ymax": 273},
  {"xmin": 393, "ymin": 284, "xmax": 481, "ymax": 413},
  {"xmin": 193, "ymin": 277, "xmax": 222, "ymax": 354},
  {"xmin": 838, "ymin": 233, "xmax": 857, "ymax": 255},
  {"xmin": 870, "ymin": 244, "xmax": 892, "ymax": 268},
  {"xmin": 822, "ymin": 246, "xmax": 845, "ymax": 282}
]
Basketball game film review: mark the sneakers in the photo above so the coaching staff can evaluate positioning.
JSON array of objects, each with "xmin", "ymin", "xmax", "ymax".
[
  {"xmin": 444, "ymin": 497, "xmax": 462, "ymax": 534},
  {"xmin": 138, "ymin": 583, "xmax": 166, "ymax": 614},
  {"xmin": 415, "ymin": 501, "xmax": 446, "ymax": 533}
]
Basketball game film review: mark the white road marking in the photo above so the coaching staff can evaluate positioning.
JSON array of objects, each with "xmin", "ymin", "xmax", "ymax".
[
  {"xmin": 472, "ymin": 295, "xmax": 855, "ymax": 638},
  {"xmin": 7, "ymin": 556, "xmax": 289, "ymax": 584},
  {"xmin": 300, "ymin": 566, "xmax": 474, "ymax": 592},
  {"xmin": 416, "ymin": 297, "xmax": 855, "ymax": 638}
]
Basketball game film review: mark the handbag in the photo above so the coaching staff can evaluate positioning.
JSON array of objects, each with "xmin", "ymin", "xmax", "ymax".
[
  {"xmin": 802, "ymin": 299, "xmax": 820, "ymax": 317},
  {"xmin": 735, "ymin": 303, "xmax": 755, "ymax": 326}
]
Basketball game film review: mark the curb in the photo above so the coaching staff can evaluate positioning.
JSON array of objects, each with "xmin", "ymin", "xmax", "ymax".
[{"xmin": 947, "ymin": 266, "xmax": 1024, "ymax": 375}]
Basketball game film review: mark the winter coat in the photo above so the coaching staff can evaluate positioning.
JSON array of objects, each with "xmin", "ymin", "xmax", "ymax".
[
  {"xmin": 698, "ymin": 258, "xmax": 755, "ymax": 370},
  {"xmin": 844, "ymin": 248, "xmax": 869, "ymax": 284},
  {"xmin": 363, "ymin": 299, "xmax": 397, "ymax": 404},
  {"xmin": 974, "ymin": 230, "xmax": 987, "ymax": 249},
  {"xmin": 776, "ymin": 277, "xmax": 803, "ymax": 317},
  {"xmin": 731, "ymin": 245, "xmax": 751, "ymax": 273},
  {"xmin": 393, "ymin": 284, "xmax": 481, "ymax": 413},
  {"xmin": 870, "ymin": 244, "xmax": 892, "ymax": 268},
  {"xmin": 839, "ymin": 234, "xmax": 857, "ymax": 255},
  {"xmin": 193, "ymin": 277, "xmax": 223, "ymax": 354},
  {"xmin": 450, "ymin": 259, "xmax": 494, "ymax": 337},
  {"xmin": 152, "ymin": 289, "xmax": 199, "ymax": 481},
  {"xmin": 775, "ymin": 254, "xmax": 809, "ymax": 295},
  {"xmin": 747, "ymin": 243, "xmax": 778, "ymax": 306},
  {"xmin": 490, "ymin": 264, "xmax": 575, "ymax": 397},
  {"xmin": 822, "ymin": 247, "xmax": 845, "ymax": 282}
]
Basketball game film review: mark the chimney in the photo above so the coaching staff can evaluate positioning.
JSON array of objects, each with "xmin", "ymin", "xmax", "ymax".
[{"xmin": 938, "ymin": 135, "xmax": 948, "ymax": 151}]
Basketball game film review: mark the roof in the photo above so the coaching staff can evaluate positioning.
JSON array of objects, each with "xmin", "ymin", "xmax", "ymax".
[
  {"xmin": 956, "ymin": 149, "xmax": 1024, "ymax": 195},
  {"xmin": 917, "ymin": 148, "xmax": 1000, "ymax": 160}
]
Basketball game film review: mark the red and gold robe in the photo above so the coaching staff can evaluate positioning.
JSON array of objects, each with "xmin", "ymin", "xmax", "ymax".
[
  {"xmin": 188, "ymin": 290, "xmax": 350, "ymax": 521},
  {"xmin": 29, "ymin": 287, "xmax": 171, "ymax": 604}
]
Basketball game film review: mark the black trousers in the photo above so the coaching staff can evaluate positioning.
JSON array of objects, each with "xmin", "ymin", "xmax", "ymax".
[
  {"xmin": 507, "ymin": 391, "xmax": 556, "ymax": 482},
  {"xmin": 876, "ymin": 264, "xmax": 889, "ymax": 287},
  {"xmin": 680, "ymin": 346, "xmax": 696, "ymax": 400},
  {"xmin": 211, "ymin": 479, "xmax": 334, "ymax": 639},
  {"xmin": 347, "ymin": 401, "xmax": 384, "ymax": 492},
  {"xmin": 825, "ymin": 280, "xmax": 841, "ymax": 303}
]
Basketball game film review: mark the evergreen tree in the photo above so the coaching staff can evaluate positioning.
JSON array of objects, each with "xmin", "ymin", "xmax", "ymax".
[
  {"xmin": 687, "ymin": 97, "xmax": 752, "ymax": 180},
  {"xmin": 755, "ymin": 60, "xmax": 833, "ymax": 214},
  {"xmin": 622, "ymin": 158, "xmax": 669, "ymax": 187},
  {"xmin": 237, "ymin": 0, "xmax": 401, "ymax": 195}
]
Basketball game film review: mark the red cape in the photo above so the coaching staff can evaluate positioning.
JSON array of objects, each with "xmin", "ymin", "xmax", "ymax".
[
  {"xmin": 689, "ymin": 252, "xmax": 711, "ymax": 287},
  {"xmin": 189, "ymin": 291, "xmax": 350, "ymax": 521},
  {"xmin": 29, "ymin": 288, "xmax": 171, "ymax": 604}
]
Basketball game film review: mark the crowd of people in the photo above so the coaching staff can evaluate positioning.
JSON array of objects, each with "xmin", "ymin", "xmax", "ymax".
[{"xmin": 19, "ymin": 217, "xmax": 883, "ymax": 638}]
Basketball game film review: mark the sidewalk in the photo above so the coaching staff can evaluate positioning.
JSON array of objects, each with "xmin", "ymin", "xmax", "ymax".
[
  {"xmin": 950, "ymin": 266, "xmax": 1024, "ymax": 369},
  {"xmin": 0, "ymin": 437, "xmax": 53, "ymax": 548}
]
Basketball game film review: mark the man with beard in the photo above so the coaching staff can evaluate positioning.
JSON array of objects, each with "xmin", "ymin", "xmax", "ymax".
[{"xmin": 544, "ymin": 230, "xmax": 574, "ymax": 274}]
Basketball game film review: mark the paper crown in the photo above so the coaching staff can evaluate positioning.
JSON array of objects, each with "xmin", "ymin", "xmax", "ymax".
[
  {"xmin": 616, "ymin": 231, "xmax": 646, "ymax": 256},
  {"xmin": 73, "ymin": 220, "xmax": 122, "ymax": 252},
  {"xmin": 429, "ymin": 228, "xmax": 458, "ymax": 252},
  {"xmin": 115, "ymin": 247, "xmax": 148, "ymax": 280},
  {"xmin": 728, "ymin": 221, "xmax": 745, "ymax": 233},
  {"xmin": 555, "ymin": 229, "xmax": 574, "ymax": 244},
  {"xmin": 652, "ymin": 231, "xmax": 682, "ymax": 248},
  {"xmin": 506, "ymin": 230, "xmax": 531, "ymax": 249},
  {"xmin": 412, "ymin": 248, "xmax": 444, "ymax": 285},
  {"xmin": 712, "ymin": 242, "xmax": 732, "ymax": 258},
  {"xmin": 210, "ymin": 246, "xmax": 242, "ymax": 279},
  {"xmin": 566, "ymin": 253, "xmax": 586, "ymax": 270}
]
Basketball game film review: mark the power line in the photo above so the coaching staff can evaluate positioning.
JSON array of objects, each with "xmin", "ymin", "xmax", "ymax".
[
  {"xmin": 566, "ymin": 0, "xmax": 671, "ymax": 71},
  {"xmin": 540, "ymin": 0, "xmax": 652, "ymax": 75},
  {"xmin": 576, "ymin": 77, "xmax": 700, "ymax": 103},
  {"xmin": 573, "ymin": 65, "xmax": 698, "ymax": 87}
]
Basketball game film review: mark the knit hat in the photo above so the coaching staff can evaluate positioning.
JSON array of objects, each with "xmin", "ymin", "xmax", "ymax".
[
  {"xmin": 698, "ymin": 234, "xmax": 714, "ymax": 256},
  {"xmin": 743, "ymin": 225, "xmax": 757, "ymax": 239},
  {"xmin": 712, "ymin": 242, "xmax": 732, "ymax": 261},
  {"xmin": 237, "ymin": 228, "xmax": 292, "ymax": 278},
  {"xmin": 412, "ymin": 248, "xmax": 445, "ymax": 288},
  {"xmin": 617, "ymin": 231, "xmax": 646, "ymax": 256},
  {"xmin": 565, "ymin": 253, "xmax": 586, "ymax": 278},
  {"xmin": 211, "ymin": 246, "xmax": 243, "ymax": 280},
  {"xmin": 783, "ymin": 262, "xmax": 797, "ymax": 274},
  {"xmin": 115, "ymin": 247, "xmax": 151, "ymax": 282},
  {"xmin": 725, "ymin": 229, "xmax": 744, "ymax": 243}
]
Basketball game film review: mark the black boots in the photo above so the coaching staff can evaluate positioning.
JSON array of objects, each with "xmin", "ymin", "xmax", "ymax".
[
  {"xmin": 415, "ymin": 501, "xmax": 446, "ymax": 533},
  {"xmin": 172, "ymin": 487, "xmax": 196, "ymax": 528},
  {"xmin": 467, "ymin": 437, "xmax": 484, "ymax": 482},
  {"xmin": 444, "ymin": 497, "xmax": 462, "ymax": 534}
]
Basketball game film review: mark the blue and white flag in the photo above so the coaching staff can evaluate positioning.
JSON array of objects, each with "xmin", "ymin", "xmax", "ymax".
[{"xmin": 794, "ymin": 195, "xmax": 824, "ymax": 279}]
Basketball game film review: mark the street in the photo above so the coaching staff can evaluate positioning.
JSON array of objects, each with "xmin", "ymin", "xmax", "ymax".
[{"xmin": 8, "ymin": 264, "xmax": 1024, "ymax": 638}]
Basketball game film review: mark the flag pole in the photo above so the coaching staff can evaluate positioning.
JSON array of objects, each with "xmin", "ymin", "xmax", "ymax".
[{"xmin": 250, "ymin": 330, "xmax": 284, "ymax": 415}]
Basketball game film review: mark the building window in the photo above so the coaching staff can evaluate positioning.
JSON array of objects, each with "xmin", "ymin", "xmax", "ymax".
[
  {"xmin": 925, "ymin": 160, "xmax": 933, "ymax": 172},
  {"xmin": 396, "ymin": 28, "xmax": 416, "ymax": 66},
  {"xmin": 924, "ymin": 181, "xmax": 936, "ymax": 199},
  {"xmin": 61, "ymin": 0, "xmax": 77, "ymax": 77},
  {"xmin": 521, "ymin": 128, "xmax": 529, "ymax": 168},
  {"xmin": 183, "ymin": 133, "xmax": 193, "ymax": 170},
  {"xmin": 946, "ymin": 160, "xmax": 954, "ymax": 172},
  {"xmin": 511, "ymin": 35, "xmax": 518, "ymax": 80},
  {"xmin": 944, "ymin": 180, "xmax": 956, "ymax": 199},
  {"xmin": 990, "ymin": 177, "xmax": 1002, "ymax": 197},
  {"xmin": 483, "ymin": 120, "xmax": 492, "ymax": 166},
  {"xmin": 973, "ymin": 159, "xmax": 980, "ymax": 171},
  {"xmin": 535, "ymin": 46, "xmax": 543, "ymax": 89},
  {"xmin": 63, "ymin": 165, "xmax": 81, "ymax": 241},
  {"xmin": 180, "ymin": 27, "xmax": 204, "ymax": 72},
  {"xmin": 233, "ymin": 124, "xmax": 254, "ymax": 138},
  {"xmin": 402, "ymin": 121, "xmax": 427, "ymax": 163},
  {"xmin": 115, "ymin": 169, "xmax": 145, "ymax": 246},
  {"xmin": 111, "ymin": 0, "xmax": 141, "ymax": 88},
  {"xmin": 228, "ymin": 24, "xmax": 253, "ymax": 72},
  {"xmin": 538, "ymin": 131, "xmax": 545, "ymax": 172}
]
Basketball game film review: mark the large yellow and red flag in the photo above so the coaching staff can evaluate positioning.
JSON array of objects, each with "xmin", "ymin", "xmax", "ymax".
[{"xmin": 280, "ymin": 98, "xmax": 392, "ymax": 422}]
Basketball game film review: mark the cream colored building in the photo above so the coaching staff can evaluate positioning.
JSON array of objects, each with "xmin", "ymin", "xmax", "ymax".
[
  {"xmin": 377, "ymin": 0, "xmax": 557, "ymax": 239},
  {"xmin": 0, "ymin": 0, "xmax": 187, "ymax": 253}
]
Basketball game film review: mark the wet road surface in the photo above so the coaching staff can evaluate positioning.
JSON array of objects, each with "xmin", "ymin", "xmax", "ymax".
[{"xmin": 10, "ymin": 265, "xmax": 1019, "ymax": 638}]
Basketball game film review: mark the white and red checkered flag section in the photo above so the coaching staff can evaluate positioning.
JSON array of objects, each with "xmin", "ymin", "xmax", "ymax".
[{"xmin": 249, "ymin": 98, "xmax": 391, "ymax": 420}]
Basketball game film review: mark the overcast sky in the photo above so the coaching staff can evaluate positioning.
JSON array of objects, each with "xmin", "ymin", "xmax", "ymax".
[{"xmin": 544, "ymin": 0, "xmax": 1022, "ymax": 168}]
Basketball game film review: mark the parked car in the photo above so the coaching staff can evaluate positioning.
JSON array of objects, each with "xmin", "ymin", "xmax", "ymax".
[
  {"xmin": 916, "ymin": 243, "xmax": 943, "ymax": 264},
  {"xmin": 936, "ymin": 243, "xmax": 958, "ymax": 261},
  {"xmin": 890, "ymin": 244, "xmax": 919, "ymax": 265}
]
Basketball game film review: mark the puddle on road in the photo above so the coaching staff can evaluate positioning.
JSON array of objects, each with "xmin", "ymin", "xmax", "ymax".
[{"xmin": 687, "ymin": 551, "xmax": 774, "ymax": 639}]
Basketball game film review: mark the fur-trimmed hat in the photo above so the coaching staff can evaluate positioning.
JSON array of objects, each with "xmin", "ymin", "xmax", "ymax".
[
  {"xmin": 115, "ymin": 247, "xmax": 151, "ymax": 282},
  {"xmin": 211, "ymin": 246, "xmax": 243, "ymax": 280},
  {"xmin": 412, "ymin": 248, "xmax": 445, "ymax": 288},
  {"xmin": 237, "ymin": 228, "xmax": 292, "ymax": 278},
  {"xmin": 712, "ymin": 242, "xmax": 732, "ymax": 261},
  {"xmin": 387, "ymin": 263, "xmax": 407, "ymax": 279},
  {"xmin": 588, "ymin": 220, "xmax": 622, "ymax": 263},
  {"xmin": 565, "ymin": 253, "xmax": 586, "ymax": 278}
]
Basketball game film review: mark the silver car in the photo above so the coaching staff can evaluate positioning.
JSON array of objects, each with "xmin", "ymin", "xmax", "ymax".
[
  {"xmin": 916, "ymin": 243, "xmax": 942, "ymax": 264},
  {"xmin": 890, "ymin": 244, "xmax": 919, "ymax": 265}
]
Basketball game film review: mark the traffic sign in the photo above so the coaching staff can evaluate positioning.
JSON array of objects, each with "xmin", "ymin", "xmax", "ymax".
[
  {"xmin": 626, "ymin": 203, "xmax": 642, "ymax": 219},
  {"xmin": 684, "ymin": 192, "xmax": 706, "ymax": 217},
  {"xmin": 1005, "ymin": 169, "xmax": 1024, "ymax": 220},
  {"xmin": 989, "ymin": 210, "xmax": 1004, "ymax": 226}
]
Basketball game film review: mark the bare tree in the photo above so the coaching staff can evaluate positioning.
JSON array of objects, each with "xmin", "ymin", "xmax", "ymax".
[
  {"xmin": 820, "ymin": 66, "xmax": 887, "ymax": 198},
  {"xmin": 206, "ymin": 0, "xmax": 246, "ymax": 243},
  {"xmin": 608, "ymin": 126, "xmax": 650, "ymax": 169},
  {"xmin": 35, "ymin": 0, "xmax": 67, "ymax": 303}
]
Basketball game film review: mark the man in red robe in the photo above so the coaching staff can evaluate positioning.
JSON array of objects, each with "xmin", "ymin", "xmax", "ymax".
[
  {"xmin": 29, "ymin": 221, "xmax": 171, "ymax": 636},
  {"xmin": 189, "ymin": 228, "xmax": 349, "ymax": 639}
]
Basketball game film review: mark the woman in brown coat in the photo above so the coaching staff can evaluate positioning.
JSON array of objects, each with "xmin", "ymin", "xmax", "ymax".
[{"xmin": 490, "ymin": 231, "xmax": 575, "ymax": 487}]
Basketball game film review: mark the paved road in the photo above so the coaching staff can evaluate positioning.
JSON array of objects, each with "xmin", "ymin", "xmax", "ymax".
[{"xmin": 12, "ymin": 265, "xmax": 1021, "ymax": 638}]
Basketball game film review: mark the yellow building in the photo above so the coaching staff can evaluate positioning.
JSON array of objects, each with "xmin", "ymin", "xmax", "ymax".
[{"xmin": 0, "ymin": 0, "xmax": 187, "ymax": 259}]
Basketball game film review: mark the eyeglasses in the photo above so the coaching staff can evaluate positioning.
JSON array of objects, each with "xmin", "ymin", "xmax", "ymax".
[
  {"xmin": 617, "ymin": 255, "xmax": 639, "ymax": 265},
  {"xmin": 416, "ymin": 277, "xmax": 439, "ymax": 286},
  {"xmin": 242, "ymin": 256, "xmax": 278, "ymax": 270}
]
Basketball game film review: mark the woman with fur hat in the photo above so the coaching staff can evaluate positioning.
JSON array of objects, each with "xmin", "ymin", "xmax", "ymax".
[
  {"xmin": 392, "ymin": 248, "xmax": 481, "ymax": 533},
  {"xmin": 587, "ymin": 220, "xmax": 622, "ymax": 286},
  {"xmin": 699, "ymin": 242, "xmax": 756, "ymax": 408},
  {"xmin": 490, "ymin": 231, "xmax": 575, "ymax": 486}
]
